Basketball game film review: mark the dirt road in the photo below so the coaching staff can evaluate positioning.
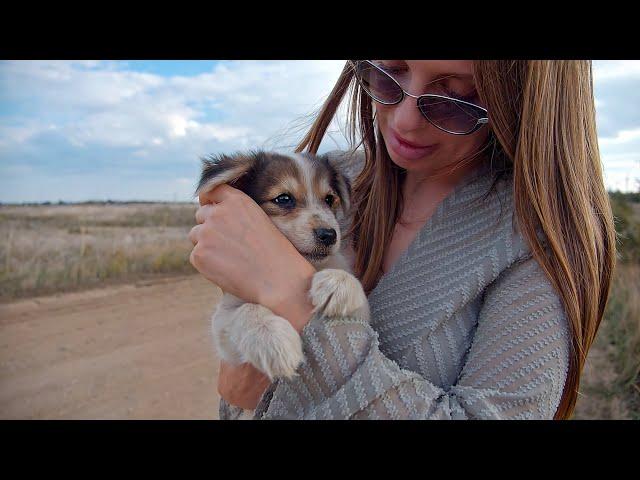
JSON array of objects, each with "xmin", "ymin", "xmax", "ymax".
[
  {"xmin": 0, "ymin": 272, "xmax": 630, "ymax": 419},
  {"xmin": 0, "ymin": 274, "xmax": 223, "ymax": 419}
]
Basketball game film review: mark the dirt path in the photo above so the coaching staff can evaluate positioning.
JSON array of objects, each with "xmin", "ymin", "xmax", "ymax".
[
  {"xmin": 0, "ymin": 274, "xmax": 223, "ymax": 419},
  {"xmin": 0, "ymin": 272, "xmax": 629, "ymax": 419}
]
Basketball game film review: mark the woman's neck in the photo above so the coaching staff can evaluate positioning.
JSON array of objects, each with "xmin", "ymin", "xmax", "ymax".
[{"xmin": 400, "ymin": 162, "xmax": 479, "ymax": 224}]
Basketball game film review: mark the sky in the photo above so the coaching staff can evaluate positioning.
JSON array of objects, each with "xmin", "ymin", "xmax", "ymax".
[{"xmin": 0, "ymin": 60, "xmax": 639, "ymax": 203}]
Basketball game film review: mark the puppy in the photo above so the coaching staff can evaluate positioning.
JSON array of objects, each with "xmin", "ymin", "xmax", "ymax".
[{"xmin": 195, "ymin": 150, "xmax": 370, "ymax": 417}]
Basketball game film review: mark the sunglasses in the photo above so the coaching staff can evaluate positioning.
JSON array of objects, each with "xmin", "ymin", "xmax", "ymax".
[{"xmin": 351, "ymin": 60, "xmax": 489, "ymax": 136}]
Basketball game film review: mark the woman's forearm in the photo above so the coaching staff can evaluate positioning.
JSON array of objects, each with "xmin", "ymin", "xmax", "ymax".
[{"xmin": 258, "ymin": 259, "xmax": 317, "ymax": 334}]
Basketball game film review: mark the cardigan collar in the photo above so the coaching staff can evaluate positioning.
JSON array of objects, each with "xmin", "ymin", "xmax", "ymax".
[{"xmin": 370, "ymin": 161, "xmax": 503, "ymax": 297}]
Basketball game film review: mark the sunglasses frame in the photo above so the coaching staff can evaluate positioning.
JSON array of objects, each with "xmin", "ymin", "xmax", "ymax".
[{"xmin": 351, "ymin": 60, "xmax": 489, "ymax": 136}]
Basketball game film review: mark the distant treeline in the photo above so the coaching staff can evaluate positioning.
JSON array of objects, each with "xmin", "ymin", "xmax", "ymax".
[
  {"xmin": 609, "ymin": 190, "xmax": 640, "ymax": 203},
  {"xmin": 2, "ymin": 191, "xmax": 638, "ymax": 207}
]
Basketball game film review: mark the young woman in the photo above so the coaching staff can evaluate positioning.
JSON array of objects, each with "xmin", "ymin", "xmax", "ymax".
[{"xmin": 188, "ymin": 60, "xmax": 616, "ymax": 419}]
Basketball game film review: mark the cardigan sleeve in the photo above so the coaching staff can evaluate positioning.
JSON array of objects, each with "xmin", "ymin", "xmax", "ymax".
[{"xmin": 254, "ymin": 253, "xmax": 571, "ymax": 420}]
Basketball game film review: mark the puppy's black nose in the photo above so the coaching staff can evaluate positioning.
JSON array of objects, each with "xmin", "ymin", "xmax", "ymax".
[{"xmin": 314, "ymin": 228, "xmax": 337, "ymax": 246}]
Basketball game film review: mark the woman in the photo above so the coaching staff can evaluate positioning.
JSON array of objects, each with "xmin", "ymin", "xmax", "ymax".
[{"xmin": 188, "ymin": 60, "xmax": 616, "ymax": 419}]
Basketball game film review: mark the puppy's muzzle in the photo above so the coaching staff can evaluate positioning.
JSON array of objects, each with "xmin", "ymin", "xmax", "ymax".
[{"xmin": 314, "ymin": 228, "xmax": 337, "ymax": 247}]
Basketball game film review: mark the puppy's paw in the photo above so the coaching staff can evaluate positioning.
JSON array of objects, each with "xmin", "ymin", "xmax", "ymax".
[
  {"xmin": 232, "ymin": 303, "xmax": 305, "ymax": 381},
  {"xmin": 211, "ymin": 312, "xmax": 244, "ymax": 365},
  {"xmin": 309, "ymin": 269, "xmax": 369, "ymax": 319}
]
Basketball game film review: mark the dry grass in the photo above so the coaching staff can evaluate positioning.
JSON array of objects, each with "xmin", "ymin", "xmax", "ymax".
[
  {"xmin": 573, "ymin": 192, "xmax": 640, "ymax": 419},
  {"xmin": 574, "ymin": 264, "xmax": 640, "ymax": 419},
  {"xmin": 0, "ymin": 203, "xmax": 199, "ymax": 302}
]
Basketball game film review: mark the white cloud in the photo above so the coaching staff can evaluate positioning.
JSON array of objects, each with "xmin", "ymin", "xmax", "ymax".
[
  {"xmin": 598, "ymin": 127, "xmax": 640, "ymax": 147},
  {"xmin": 593, "ymin": 60, "xmax": 640, "ymax": 82},
  {"xmin": 167, "ymin": 114, "xmax": 192, "ymax": 138},
  {"xmin": 0, "ymin": 61, "xmax": 163, "ymax": 109},
  {"xmin": 599, "ymin": 128, "xmax": 640, "ymax": 192},
  {"xmin": 0, "ymin": 60, "xmax": 348, "ymax": 157},
  {"xmin": 0, "ymin": 124, "xmax": 42, "ymax": 146},
  {"xmin": 603, "ymin": 170, "xmax": 640, "ymax": 192},
  {"xmin": 599, "ymin": 152, "xmax": 640, "ymax": 170}
]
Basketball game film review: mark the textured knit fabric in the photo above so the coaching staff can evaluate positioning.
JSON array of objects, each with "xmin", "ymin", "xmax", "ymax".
[{"xmin": 219, "ymin": 149, "xmax": 570, "ymax": 420}]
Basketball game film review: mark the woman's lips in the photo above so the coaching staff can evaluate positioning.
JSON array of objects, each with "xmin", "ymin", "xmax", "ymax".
[{"xmin": 387, "ymin": 130, "xmax": 438, "ymax": 160}]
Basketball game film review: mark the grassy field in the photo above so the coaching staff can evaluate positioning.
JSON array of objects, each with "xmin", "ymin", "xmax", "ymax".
[
  {"xmin": 573, "ymin": 192, "xmax": 640, "ymax": 419},
  {"xmin": 573, "ymin": 262, "xmax": 640, "ymax": 419},
  {"xmin": 0, "ymin": 202, "xmax": 198, "ymax": 302},
  {"xmin": 1, "ymin": 194, "xmax": 638, "ymax": 419}
]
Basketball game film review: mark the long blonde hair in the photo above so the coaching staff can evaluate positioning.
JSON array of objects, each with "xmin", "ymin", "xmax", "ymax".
[{"xmin": 295, "ymin": 60, "xmax": 617, "ymax": 420}]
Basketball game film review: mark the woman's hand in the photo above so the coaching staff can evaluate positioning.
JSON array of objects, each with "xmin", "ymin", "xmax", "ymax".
[
  {"xmin": 188, "ymin": 184, "xmax": 316, "ymax": 332},
  {"xmin": 218, "ymin": 360, "xmax": 271, "ymax": 410}
]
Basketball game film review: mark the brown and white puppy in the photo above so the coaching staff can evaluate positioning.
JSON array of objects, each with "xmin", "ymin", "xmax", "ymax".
[{"xmin": 195, "ymin": 150, "xmax": 369, "ymax": 387}]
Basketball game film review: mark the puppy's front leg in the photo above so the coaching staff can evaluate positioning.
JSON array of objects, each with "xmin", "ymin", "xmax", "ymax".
[
  {"xmin": 309, "ymin": 269, "xmax": 370, "ymax": 321},
  {"xmin": 230, "ymin": 303, "xmax": 304, "ymax": 381}
]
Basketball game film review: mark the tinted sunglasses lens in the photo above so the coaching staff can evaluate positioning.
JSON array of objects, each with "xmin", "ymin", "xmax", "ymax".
[
  {"xmin": 418, "ymin": 96, "xmax": 485, "ymax": 134},
  {"xmin": 356, "ymin": 62, "xmax": 402, "ymax": 104}
]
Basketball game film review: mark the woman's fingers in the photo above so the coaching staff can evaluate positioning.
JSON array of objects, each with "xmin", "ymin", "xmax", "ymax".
[
  {"xmin": 195, "ymin": 203, "xmax": 215, "ymax": 224},
  {"xmin": 188, "ymin": 224, "xmax": 202, "ymax": 246},
  {"xmin": 199, "ymin": 183, "xmax": 241, "ymax": 206}
]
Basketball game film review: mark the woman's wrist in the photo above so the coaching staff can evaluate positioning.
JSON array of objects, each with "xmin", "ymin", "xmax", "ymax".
[{"xmin": 258, "ymin": 258, "xmax": 317, "ymax": 334}]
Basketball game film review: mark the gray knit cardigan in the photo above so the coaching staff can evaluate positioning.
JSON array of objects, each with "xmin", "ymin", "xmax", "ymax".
[{"xmin": 219, "ymin": 149, "xmax": 570, "ymax": 420}]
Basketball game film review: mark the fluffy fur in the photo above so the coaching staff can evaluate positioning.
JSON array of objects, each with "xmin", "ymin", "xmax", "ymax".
[{"xmin": 195, "ymin": 150, "xmax": 370, "ymax": 417}]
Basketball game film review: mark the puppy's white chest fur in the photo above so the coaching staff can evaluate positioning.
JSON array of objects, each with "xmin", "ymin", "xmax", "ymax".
[{"xmin": 211, "ymin": 249, "xmax": 369, "ymax": 383}]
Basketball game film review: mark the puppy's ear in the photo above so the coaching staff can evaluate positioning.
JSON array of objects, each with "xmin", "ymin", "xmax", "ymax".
[
  {"xmin": 195, "ymin": 152, "xmax": 258, "ymax": 196},
  {"xmin": 334, "ymin": 170, "xmax": 352, "ymax": 214},
  {"xmin": 321, "ymin": 154, "xmax": 352, "ymax": 214}
]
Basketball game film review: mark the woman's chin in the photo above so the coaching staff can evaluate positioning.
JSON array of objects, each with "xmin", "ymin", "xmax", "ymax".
[{"xmin": 388, "ymin": 150, "xmax": 438, "ymax": 172}]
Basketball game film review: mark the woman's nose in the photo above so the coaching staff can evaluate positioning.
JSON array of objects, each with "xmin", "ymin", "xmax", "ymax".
[{"xmin": 393, "ymin": 90, "xmax": 428, "ymax": 132}]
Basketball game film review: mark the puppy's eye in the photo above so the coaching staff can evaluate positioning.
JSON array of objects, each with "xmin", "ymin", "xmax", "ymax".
[
  {"xmin": 325, "ymin": 194, "xmax": 335, "ymax": 207},
  {"xmin": 273, "ymin": 193, "xmax": 295, "ymax": 207}
]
